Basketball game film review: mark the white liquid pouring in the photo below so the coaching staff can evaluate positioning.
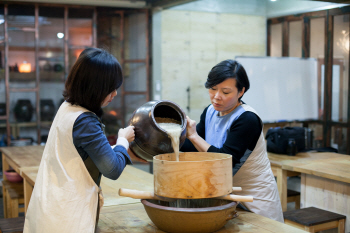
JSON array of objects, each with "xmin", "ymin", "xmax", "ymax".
[{"xmin": 155, "ymin": 118, "xmax": 182, "ymax": 161}]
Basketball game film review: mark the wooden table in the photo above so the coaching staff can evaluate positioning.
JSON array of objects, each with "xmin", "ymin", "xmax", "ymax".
[
  {"xmin": 20, "ymin": 166, "xmax": 39, "ymax": 213},
  {"xmin": 268, "ymin": 151, "xmax": 349, "ymax": 211},
  {"xmin": 20, "ymin": 165, "xmax": 154, "ymax": 210},
  {"xmin": 282, "ymin": 156, "xmax": 350, "ymax": 232},
  {"xmin": 1, "ymin": 146, "xmax": 44, "ymax": 215},
  {"xmin": 1, "ymin": 146, "xmax": 307, "ymax": 232},
  {"xmin": 0, "ymin": 145, "xmax": 154, "ymax": 212},
  {"xmin": 97, "ymin": 203, "xmax": 307, "ymax": 233},
  {"xmin": 0, "ymin": 146, "xmax": 44, "ymax": 175},
  {"xmin": 21, "ymin": 165, "xmax": 306, "ymax": 233}
]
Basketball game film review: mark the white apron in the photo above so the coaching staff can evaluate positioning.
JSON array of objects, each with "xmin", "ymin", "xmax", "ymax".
[
  {"xmin": 231, "ymin": 105, "xmax": 284, "ymax": 223},
  {"xmin": 24, "ymin": 102, "xmax": 100, "ymax": 233},
  {"xmin": 205, "ymin": 104, "xmax": 284, "ymax": 223}
]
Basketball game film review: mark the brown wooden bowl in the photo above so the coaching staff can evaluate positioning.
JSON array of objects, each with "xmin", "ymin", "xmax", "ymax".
[{"xmin": 141, "ymin": 199, "xmax": 238, "ymax": 233}]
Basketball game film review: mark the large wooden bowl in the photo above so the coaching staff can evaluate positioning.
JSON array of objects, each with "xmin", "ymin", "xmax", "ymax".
[
  {"xmin": 141, "ymin": 199, "xmax": 238, "ymax": 233},
  {"xmin": 153, "ymin": 152, "xmax": 232, "ymax": 199}
]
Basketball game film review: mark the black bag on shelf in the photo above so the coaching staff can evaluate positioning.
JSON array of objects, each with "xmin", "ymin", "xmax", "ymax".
[{"xmin": 265, "ymin": 127, "xmax": 305, "ymax": 155}]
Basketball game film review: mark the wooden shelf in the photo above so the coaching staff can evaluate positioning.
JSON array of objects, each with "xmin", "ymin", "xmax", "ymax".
[
  {"xmin": 0, "ymin": 121, "xmax": 52, "ymax": 138},
  {"xmin": 0, "ymin": 121, "xmax": 52, "ymax": 128},
  {"xmin": 9, "ymin": 46, "xmax": 64, "ymax": 52},
  {"xmin": 0, "ymin": 71, "xmax": 65, "ymax": 82}
]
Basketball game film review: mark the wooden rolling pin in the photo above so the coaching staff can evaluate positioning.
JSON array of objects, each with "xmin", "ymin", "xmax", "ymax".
[
  {"xmin": 119, "ymin": 188, "xmax": 253, "ymax": 202},
  {"xmin": 232, "ymin": 187, "xmax": 242, "ymax": 192}
]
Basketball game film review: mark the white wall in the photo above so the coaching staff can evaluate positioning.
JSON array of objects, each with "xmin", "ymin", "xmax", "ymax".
[{"xmin": 152, "ymin": 9, "xmax": 266, "ymax": 121}]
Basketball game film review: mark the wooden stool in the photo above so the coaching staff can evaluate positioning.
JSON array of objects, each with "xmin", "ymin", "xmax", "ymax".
[
  {"xmin": 0, "ymin": 216, "xmax": 25, "ymax": 233},
  {"xmin": 283, "ymin": 207, "xmax": 346, "ymax": 233},
  {"xmin": 2, "ymin": 180, "xmax": 25, "ymax": 218},
  {"xmin": 287, "ymin": 189, "xmax": 300, "ymax": 209}
]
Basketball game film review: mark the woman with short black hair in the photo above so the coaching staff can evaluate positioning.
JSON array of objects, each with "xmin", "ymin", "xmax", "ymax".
[
  {"xmin": 24, "ymin": 48, "xmax": 145, "ymax": 233},
  {"xmin": 63, "ymin": 47, "xmax": 124, "ymax": 115},
  {"xmin": 181, "ymin": 59, "xmax": 283, "ymax": 222}
]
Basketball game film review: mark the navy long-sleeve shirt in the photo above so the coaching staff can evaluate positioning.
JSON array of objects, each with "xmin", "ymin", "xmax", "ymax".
[
  {"xmin": 72, "ymin": 112, "xmax": 132, "ymax": 181},
  {"xmin": 181, "ymin": 106, "xmax": 262, "ymax": 165}
]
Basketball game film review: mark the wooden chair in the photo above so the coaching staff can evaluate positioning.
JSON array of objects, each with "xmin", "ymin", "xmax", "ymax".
[
  {"xmin": 0, "ymin": 216, "xmax": 25, "ymax": 233},
  {"xmin": 287, "ymin": 189, "xmax": 300, "ymax": 209},
  {"xmin": 2, "ymin": 180, "xmax": 25, "ymax": 218},
  {"xmin": 283, "ymin": 207, "xmax": 346, "ymax": 233}
]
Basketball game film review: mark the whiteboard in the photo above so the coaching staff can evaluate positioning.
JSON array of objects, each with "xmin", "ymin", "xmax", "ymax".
[{"xmin": 235, "ymin": 56, "xmax": 318, "ymax": 122}]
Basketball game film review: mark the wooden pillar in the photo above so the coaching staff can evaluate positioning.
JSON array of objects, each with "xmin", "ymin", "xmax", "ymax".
[
  {"xmin": 120, "ymin": 12, "xmax": 125, "ymax": 126},
  {"xmin": 302, "ymin": 17, "xmax": 310, "ymax": 58},
  {"xmin": 267, "ymin": 20, "xmax": 271, "ymax": 56},
  {"xmin": 64, "ymin": 7, "xmax": 68, "ymax": 80},
  {"xmin": 282, "ymin": 20, "xmax": 289, "ymax": 57},
  {"xmin": 146, "ymin": 9, "xmax": 150, "ymax": 102},
  {"xmin": 93, "ymin": 8, "xmax": 97, "ymax": 48},
  {"xmin": 35, "ymin": 4, "xmax": 41, "ymax": 144},
  {"xmin": 323, "ymin": 12, "xmax": 333, "ymax": 147},
  {"xmin": 347, "ymin": 19, "xmax": 350, "ymax": 155},
  {"xmin": 4, "ymin": 5, "xmax": 11, "ymax": 145}
]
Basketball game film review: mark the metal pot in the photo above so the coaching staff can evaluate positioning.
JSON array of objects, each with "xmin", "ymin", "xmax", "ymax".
[
  {"xmin": 141, "ymin": 199, "xmax": 238, "ymax": 233},
  {"xmin": 129, "ymin": 100, "xmax": 187, "ymax": 161}
]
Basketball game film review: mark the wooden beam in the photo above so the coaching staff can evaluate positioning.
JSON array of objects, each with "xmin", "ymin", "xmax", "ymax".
[
  {"xmin": 4, "ymin": 5, "xmax": 11, "ymax": 146},
  {"xmin": 268, "ymin": 11, "xmax": 326, "ymax": 24},
  {"xmin": 267, "ymin": 21, "xmax": 271, "ymax": 56},
  {"xmin": 302, "ymin": 17, "xmax": 310, "ymax": 58},
  {"xmin": 323, "ymin": 12, "xmax": 333, "ymax": 147},
  {"xmin": 35, "ymin": 4, "xmax": 41, "ymax": 144},
  {"xmin": 348, "ymin": 14, "xmax": 350, "ymax": 154},
  {"xmin": 328, "ymin": 4, "xmax": 350, "ymax": 15},
  {"xmin": 64, "ymin": 6, "xmax": 68, "ymax": 80},
  {"xmin": 282, "ymin": 20, "xmax": 289, "ymax": 57},
  {"xmin": 145, "ymin": 9, "xmax": 150, "ymax": 102},
  {"xmin": 120, "ymin": 11, "xmax": 125, "ymax": 127}
]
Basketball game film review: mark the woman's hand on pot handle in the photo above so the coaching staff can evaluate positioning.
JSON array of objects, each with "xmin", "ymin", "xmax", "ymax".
[
  {"xmin": 186, "ymin": 116, "xmax": 211, "ymax": 152},
  {"xmin": 186, "ymin": 116, "xmax": 198, "ymax": 140},
  {"xmin": 127, "ymin": 148, "xmax": 148, "ymax": 163},
  {"xmin": 118, "ymin": 126, "xmax": 135, "ymax": 143}
]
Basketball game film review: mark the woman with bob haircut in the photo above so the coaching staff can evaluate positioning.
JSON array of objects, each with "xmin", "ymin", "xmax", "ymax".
[
  {"xmin": 24, "ymin": 48, "xmax": 145, "ymax": 233},
  {"xmin": 181, "ymin": 59, "xmax": 283, "ymax": 223}
]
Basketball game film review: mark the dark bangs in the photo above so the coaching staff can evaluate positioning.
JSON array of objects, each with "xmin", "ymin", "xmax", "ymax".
[
  {"xmin": 63, "ymin": 48, "xmax": 123, "ymax": 115},
  {"xmin": 205, "ymin": 59, "xmax": 249, "ymax": 94}
]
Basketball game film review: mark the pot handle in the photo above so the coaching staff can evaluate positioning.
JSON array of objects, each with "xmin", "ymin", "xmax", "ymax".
[
  {"xmin": 118, "ymin": 188, "xmax": 176, "ymax": 202},
  {"xmin": 226, "ymin": 211, "xmax": 238, "ymax": 221},
  {"xmin": 119, "ymin": 188, "xmax": 156, "ymax": 200},
  {"xmin": 232, "ymin": 187, "xmax": 242, "ymax": 192},
  {"xmin": 216, "ymin": 194, "xmax": 253, "ymax": 202}
]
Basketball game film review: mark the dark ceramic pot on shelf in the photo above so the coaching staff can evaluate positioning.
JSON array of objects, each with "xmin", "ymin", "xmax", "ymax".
[
  {"xmin": 53, "ymin": 64, "xmax": 63, "ymax": 72},
  {"xmin": 14, "ymin": 99, "xmax": 33, "ymax": 122},
  {"xmin": 128, "ymin": 100, "xmax": 187, "ymax": 161},
  {"xmin": 0, "ymin": 103, "xmax": 6, "ymax": 116},
  {"xmin": 40, "ymin": 99, "xmax": 55, "ymax": 121}
]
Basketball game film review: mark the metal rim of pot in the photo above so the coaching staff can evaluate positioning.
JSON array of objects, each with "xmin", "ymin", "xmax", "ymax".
[
  {"xmin": 129, "ymin": 100, "xmax": 188, "ymax": 161},
  {"xmin": 141, "ymin": 199, "xmax": 238, "ymax": 213},
  {"xmin": 150, "ymin": 100, "xmax": 187, "ymax": 136},
  {"xmin": 153, "ymin": 152, "xmax": 232, "ymax": 163}
]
